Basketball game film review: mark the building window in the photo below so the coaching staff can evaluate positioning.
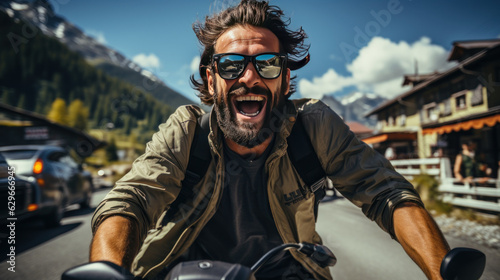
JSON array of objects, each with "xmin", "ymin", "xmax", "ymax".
[
  {"xmin": 423, "ymin": 102, "xmax": 438, "ymax": 122},
  {"xmin": 388, "ymin": 116, "xmax": 394, "ymax": 126},
  {"xmin": 441, "ymin": 99, "xmax": 452, "ymax": 116},
  {"xmin": 452, "ymin": 91, "xmax": 467, "ymax": 110},
  {"xmin": 398, "ymin": 107, "xmax": 406, "ymax": 126},
  {"xmin": 428, "ymin": 107, "xmax": 438, "ymax": 121},
  {"xmin": 471, "ymin": 85, "xmax": 484, "ymax": 106},
  {"xmin": 456, "ymin": 95, "xmax": 466, "ymax": 109},
  {"xmin": 399, "ymin": 114, "xmax": 407, "ymax": 126}
]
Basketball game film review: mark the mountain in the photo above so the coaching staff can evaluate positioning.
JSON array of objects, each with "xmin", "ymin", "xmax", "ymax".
[
  {"xmin": 321, "ymin": 92, "xmax": 386, "ymax": 128},
  {"xmin": 321, "ymin": 95, "xmax": 345, "ymax": 117},
  {"xmin": 94, "ymin": 61, "xmax": 196, "ymax": 107},
  {"xmin": 0, "ymin": 0, "xmax": 195, "ymax": 108},
  {"xmin": 0, "ymin": 9, "xmax": 175, "ymax": 141}
]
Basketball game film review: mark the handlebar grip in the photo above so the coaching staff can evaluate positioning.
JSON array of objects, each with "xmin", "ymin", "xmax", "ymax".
[
  {"xmin": 440, "ymin": 247, "xmax": 486, "ymax": 280},
  {"xmin": 61, "ymin": 261, "xmax": 135, "ymax": 280}
]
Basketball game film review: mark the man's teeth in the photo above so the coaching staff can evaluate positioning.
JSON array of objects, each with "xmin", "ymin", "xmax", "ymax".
[
  {"xmin": 235, "ymin": 95, "xmax": 264, "ymax": 117},
  {"xmin": 240, "ymin": 110, "xmax": 260, "ymax": 117},
  {"xmin": 235, "ymin": 96, "xmax": 264, "ymax": 102}
]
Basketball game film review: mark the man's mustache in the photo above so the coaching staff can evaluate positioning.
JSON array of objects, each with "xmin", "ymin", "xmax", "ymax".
[{"xmin": 228, "ymin": 84, "xmax": 271, "ymax": 97}]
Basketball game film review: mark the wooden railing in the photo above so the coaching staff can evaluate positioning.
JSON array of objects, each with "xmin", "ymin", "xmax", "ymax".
[
  {"xmin": 391, "ymin": 158, "xmax": 446, "ymax": 180},
  {"xmin": 390, "ymin": 158, "xmax": 500, "ymax": 214}
]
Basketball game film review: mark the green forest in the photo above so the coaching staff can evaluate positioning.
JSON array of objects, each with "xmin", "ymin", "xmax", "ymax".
[{"xmin": 0, "ymin": 11, "xmax": 175, "ymax": 144}]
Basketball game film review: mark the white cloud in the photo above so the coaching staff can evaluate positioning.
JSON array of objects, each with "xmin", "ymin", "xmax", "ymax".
[
  {"xmin": 190, "ymin": 56, "xmax": 201, "ymax": 73},
  {"xmin": 132, "ymin": 53, "xmax": 161, "ymax": 69},
  {"xmin": 370, "ymin": 79, "xmax": 411, "ymax": 98},
  {"xmin": 86, "ymin": 29, "xmax": 107, "ymax": 45},
  {"xmin": 347, "ymin": 36, "xmax": 454, "ymax": 98},
  {"xmin": 349, "ymin": 37, "xmax": 452, "ymax": 82},
  {"xmin": 299, "ymin": 36, "xmax": 455, "ymax": 99},
  {"xmin": 298, "ymin": 69, "xmax": 353, "ymax": 99}
]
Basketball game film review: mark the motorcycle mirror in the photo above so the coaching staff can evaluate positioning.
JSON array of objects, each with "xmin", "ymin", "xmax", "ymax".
[
  {"xmin": 440, "ymin": 247, "xmax": 486, "ymax": 280},
  {"xmin": 61, "ymin": 261, "xmax": 134, "ymax": 280}
]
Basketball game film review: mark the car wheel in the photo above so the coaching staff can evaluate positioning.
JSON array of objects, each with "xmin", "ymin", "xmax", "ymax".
[
  {"xmin": 80, "ymin": 190, "xmax": 92, "ymax": 209},
  {"xmin": 44, "ymin": 193, "xmax": 65, "ymax": 228},
  {"xmin": 79, "ymin": 180, "xmax": 93, "ymax": 209}
]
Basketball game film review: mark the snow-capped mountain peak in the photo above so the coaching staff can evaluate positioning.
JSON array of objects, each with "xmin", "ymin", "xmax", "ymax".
[
  {"xmin": 321, "ymin": 92, "xmax": 386, "ymax": 128},
  {"xmin": 340, "ymin": 92, "xmax": 380, "ymax": 105},
  {"xmin": 0, "ymin": 0, "xmax": 195, "ymax": 107},
  {"xmin": 0, "ymin": 0, "xmax": 158, "ymax": 82}
]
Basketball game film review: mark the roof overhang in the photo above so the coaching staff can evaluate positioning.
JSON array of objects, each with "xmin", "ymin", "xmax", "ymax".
[
  {"xmin": 361, "ymin": 131, "xmax": 417, "ymax": 145},
  {"xmin": 365, "ymin": 42, "xmax": 500, "ymax": 118},
  {"xmin": 0, "ymin": 103, "xmax": 106, "ymax": 156},
  {"xmin": 422, "ymin": 109, "xmax": 500, "ymax": 135},
  {"xmin": 448, "ymin": 39, "xmax": 500, "ymax": 61}
]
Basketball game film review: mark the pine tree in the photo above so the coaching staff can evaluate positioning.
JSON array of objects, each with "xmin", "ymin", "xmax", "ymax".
[
  {"xmin": 0, "ymin": 12, "xmax": 174, "ymax": 134},
  {"xmin": 68, "ymin": 99, "xmax": 89, "ymax": 131},
  {"xmin": 105, "ymin": 136, "xmax": 119, "ymax": 162},
  {"xmin": 122, "ymin": 114, "xmax": 132, "ymax": 135},
  {"xmin": 47, "ymin": 98, "xmax": 68, "ymax": 125},
  {"xmin": 17, "ymin": 94, "xmax": 25, "ymax": 108}
]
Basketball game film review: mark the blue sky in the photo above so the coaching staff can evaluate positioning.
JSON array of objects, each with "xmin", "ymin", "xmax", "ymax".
[{"xmin": 51, "ymin": 0, "xmax": 500, "ymax": 102}]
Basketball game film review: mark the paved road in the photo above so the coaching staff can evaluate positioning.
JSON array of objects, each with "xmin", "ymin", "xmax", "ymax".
[
  {"xmin": 0, "ymin": 189, "xmax": 101, "ymax": 280},
  {"xmin": 0, "ymin": 189, "xmax": 499, "ymax": 280},
  {"xmin": 317, "ymin": 197, "xmax": 500, "ymax": 280}
]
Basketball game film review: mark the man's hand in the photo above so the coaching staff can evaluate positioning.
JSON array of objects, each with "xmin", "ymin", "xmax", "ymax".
[
  {"xmin": 90, "ymin": 215, "xmax": 140, "ymax": 270},
  {"xmin": 393, "ymin": 202, "xmax": 450, "ymax": 280}
]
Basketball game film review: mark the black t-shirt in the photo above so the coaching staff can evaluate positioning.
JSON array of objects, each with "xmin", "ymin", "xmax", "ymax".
[{"xmin": 184, "ymin": 140, "xmax": 310, "ymax": 279}]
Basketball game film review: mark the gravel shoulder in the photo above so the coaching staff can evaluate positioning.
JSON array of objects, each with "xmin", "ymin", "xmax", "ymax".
[{"xmin": 433, "ymin": 214, "xmax": 500, "ymax": 250}]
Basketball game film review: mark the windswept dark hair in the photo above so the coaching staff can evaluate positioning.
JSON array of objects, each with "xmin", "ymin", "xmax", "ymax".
[{"xmin": 190, "ymin": 0, "xmax": 310, "ymax": 105}]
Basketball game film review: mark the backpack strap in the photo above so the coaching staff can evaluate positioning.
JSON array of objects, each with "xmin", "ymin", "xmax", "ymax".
[
  {"xmin": 287, "ymin": 114, "xmax": 327, "ymax": 221},
  {"xmin": 162, "ymin": 113, "xmax": 211, "ymax": 225},
  {"xmin": 183, "ymin": 113, "xmax": 211, "ymax": 188}
]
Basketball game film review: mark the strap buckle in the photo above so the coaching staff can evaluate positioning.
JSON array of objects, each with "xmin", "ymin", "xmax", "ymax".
[{"xmin": 309, "ymin": 177, "xmax": 326, "ymax": 193}]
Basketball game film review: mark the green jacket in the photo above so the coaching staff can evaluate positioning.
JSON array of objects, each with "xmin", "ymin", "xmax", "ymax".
[{"xmin": 91, "ymin": 99, "xmax": 423, "ymax": 279}]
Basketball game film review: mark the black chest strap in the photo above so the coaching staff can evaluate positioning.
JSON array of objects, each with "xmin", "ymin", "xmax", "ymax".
[
  {"xmin": 286, "ymin": 114, "xmax": 327, "ymax": 220},
  {"xmin": 183, "ymin": 113, "xmax": 211, "ymax": 188},
  {"xmin": 163, "ymin": 113, "xmax": 211, "ymax": 224}
]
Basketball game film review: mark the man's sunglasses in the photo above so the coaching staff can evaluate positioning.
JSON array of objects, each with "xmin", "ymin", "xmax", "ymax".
[{"xmin": 212, "ymin": 53, "xmax": 287, "ymax": 80}]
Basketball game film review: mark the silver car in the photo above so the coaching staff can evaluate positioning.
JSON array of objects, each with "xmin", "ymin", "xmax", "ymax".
[{"xmin": 0, "ymin": 145, "xmax": 93, "ymax": 227}]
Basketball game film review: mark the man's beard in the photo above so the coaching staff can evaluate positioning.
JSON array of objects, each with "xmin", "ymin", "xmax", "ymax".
[{"xmin": 213, "ymin": 79, "xmax": 287, "ymax": 149}]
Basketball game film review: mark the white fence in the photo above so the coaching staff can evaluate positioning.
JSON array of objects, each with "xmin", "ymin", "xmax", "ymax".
[{"xmin": 391, "ymin": 158, "xmax": 500, "ymax": 214}]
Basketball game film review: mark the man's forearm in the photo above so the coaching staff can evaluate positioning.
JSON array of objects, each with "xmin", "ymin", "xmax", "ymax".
[
  {"xmin": 90, "ymin": 215, "xmax": 141, "ymax": 270},
  {"xmin": 393, "ymin": 202, "xmax": 450, "ymax": 280}
]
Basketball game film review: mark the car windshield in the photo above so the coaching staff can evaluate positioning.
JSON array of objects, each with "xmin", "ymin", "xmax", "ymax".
[{"xmin": 2, "ymin": 150, "xmax": 37, "ymax": 160}]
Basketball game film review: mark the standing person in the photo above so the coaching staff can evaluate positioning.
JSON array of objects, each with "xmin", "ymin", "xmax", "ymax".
[
  {"xmin": 89, "ymin": 1, "xmax": 450, "ymax": 279},
  {"xmin": 454, "ymin": 140, "xmax": 489, "ymax": 183}
]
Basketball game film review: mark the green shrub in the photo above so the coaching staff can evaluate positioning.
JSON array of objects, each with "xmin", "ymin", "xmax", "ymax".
[{"xmin": 412, "ymin": 174, "xmax": 453, "ymax": 215}]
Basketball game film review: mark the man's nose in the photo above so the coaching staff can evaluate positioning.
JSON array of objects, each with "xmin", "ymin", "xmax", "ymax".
[{"xmin": 238, "ymin": 62, "xmax": 261, "ymax": 87}]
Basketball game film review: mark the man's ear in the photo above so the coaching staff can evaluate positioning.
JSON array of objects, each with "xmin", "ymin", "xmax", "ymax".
[
  {"xmin": 207, "ymin": 67, "xmax": 215, "ymax": 96},
  {"xmin": 284, "ymin": 68, "xmax": 291, "ymax": 96}
]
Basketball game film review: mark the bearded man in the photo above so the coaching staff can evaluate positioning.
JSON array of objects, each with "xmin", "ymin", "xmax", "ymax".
[{"xmin": 90, "ymin": 1, "xmax": 450, "ymax": 279}]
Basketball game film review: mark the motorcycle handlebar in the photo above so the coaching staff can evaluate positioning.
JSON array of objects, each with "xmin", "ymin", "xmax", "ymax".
[{"xmin": 61, "ymin": 245, "xmax": 486, "ymax": 280}]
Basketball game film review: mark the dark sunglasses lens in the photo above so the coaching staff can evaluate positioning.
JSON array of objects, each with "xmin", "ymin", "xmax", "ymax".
[
  {"xmin": 255, "ymin": 54, "xmax": 282, "ymax": 78},
  {"xmin": 218, "ymin": 54, "xmax": 245, "ymax": 79}
]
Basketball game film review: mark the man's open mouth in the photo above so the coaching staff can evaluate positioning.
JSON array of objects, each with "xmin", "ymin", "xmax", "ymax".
[{"xmin": 233, "ymin": 95, "xmax": 266, "ymax": 117}]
